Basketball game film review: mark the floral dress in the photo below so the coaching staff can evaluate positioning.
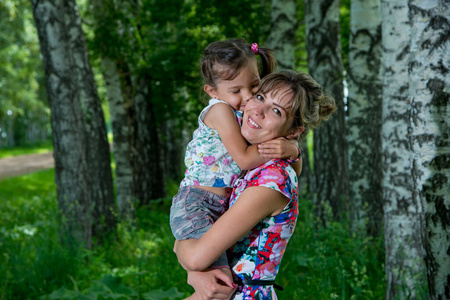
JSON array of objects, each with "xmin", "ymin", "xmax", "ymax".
[{"xmin": 227, "ymin": 159, "xmax": 299, "ymax": 300}]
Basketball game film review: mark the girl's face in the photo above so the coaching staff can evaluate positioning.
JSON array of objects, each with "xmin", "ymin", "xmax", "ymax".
[
  {"xmin": 241, "ymin": 87, "xmax": 295, "ymax": 145},
  {"xmin": 205, "ymin": 61, "xmax": 260, "ymax": 111}
]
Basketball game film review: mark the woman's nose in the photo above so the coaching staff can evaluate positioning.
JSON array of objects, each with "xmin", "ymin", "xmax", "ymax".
[{"xmin": 254, "ymin": 104, "xmax": 265, "ymax": 117}]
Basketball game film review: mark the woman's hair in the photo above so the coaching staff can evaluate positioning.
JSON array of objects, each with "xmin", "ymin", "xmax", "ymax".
[
  {"xmin": 201, "ymin": 38, "xmax": 277, "ymax": 88},
  {"xmin": 256, "ymin": 70, "xmax": 337, "ymax": 140}
]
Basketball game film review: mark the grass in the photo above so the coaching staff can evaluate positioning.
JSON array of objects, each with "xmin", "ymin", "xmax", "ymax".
[
  {"xmin": 0, "ymin": 140, "xmax": 53, "ymax": 158},
  {"xmin": 0, "ymin": 167, "xmax": 386, "ymax": 300}
]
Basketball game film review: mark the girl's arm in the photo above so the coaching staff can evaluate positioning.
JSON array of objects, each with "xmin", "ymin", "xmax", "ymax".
[
  {"xmin": 258, "ymin": 138, "xmax": 302, "ymax": 176},
  {"xmin": 204, "ymin": 103, "xmax": 268, "ymax": 170},
  {"xmin": 174, "ymin": 186, "xmax": 289, "ymax": 271}
]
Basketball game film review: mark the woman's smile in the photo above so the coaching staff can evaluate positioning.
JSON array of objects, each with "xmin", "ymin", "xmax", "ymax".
[{"xmin": 247, "ymin": 116, "xmax": 261, "ymax": 129}]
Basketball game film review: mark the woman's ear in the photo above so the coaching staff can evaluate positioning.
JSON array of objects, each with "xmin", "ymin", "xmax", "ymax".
[
  {"xmin": 204, "ymin": 85, "xmax": 218, "ymax": 99},
  {"xmin": 286, "ymin": 127, "xmax": 304, "ymax": 139}
]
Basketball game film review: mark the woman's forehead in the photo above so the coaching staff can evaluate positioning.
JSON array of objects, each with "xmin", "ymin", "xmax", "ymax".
[{"xmin": 267, "ymin": 88, "xmax": 293, "ymax": 108}]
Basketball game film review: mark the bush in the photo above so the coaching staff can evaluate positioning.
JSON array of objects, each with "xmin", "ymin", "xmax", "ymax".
[{"xmin": 0, "ymin": 170, "xmax": 385, "ymax": 299}]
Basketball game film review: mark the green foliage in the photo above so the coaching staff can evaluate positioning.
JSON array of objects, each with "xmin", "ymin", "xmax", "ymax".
[
  {"xmin": 1, "ymin": 166, "xmax": 386, "ymax": 299},
  {"xmin": 281, "ymin": 194, "xmax": 385, "ymax": 299},
  {"xmin": 340, "ymin": 0, "xmax": 351, "ymax": 67},
  {"xmin": 0, "ymin": 0, "xmax": 50, "ymax": 146}
]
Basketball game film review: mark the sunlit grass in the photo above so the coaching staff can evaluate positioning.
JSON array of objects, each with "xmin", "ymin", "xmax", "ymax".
[{"xmin": 0, "ymin": 140, "xmax": 53, "ymax": 158}]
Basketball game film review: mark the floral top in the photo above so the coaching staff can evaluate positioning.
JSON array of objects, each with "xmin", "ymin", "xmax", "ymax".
[
  {"xmin": 180, "ymin": 99, "xmax": 243, "ymax": 188},
  {"xmin": 228, "ymin": 159, "xmax": 299, "ymax": 300}
]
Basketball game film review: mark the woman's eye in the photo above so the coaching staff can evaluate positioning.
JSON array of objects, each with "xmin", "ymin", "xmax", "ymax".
[
  {"xmin": 273, "ymin": 108, "xmax": 282, "ymax": 116},
  {"xmin": 232, "ymin": 90, "xmax": 240, "ymax": 94},
  {"xmin": 256, "ymin": 94, "xmax": 264, "ymax": 101}
]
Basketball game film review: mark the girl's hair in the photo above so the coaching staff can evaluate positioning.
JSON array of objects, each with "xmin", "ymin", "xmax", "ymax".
[
  {"xmin": 256, "ymin": 70, "xmax": 337, "ymax": 140},
  {"xmin": 201, "ymin": 38, "xmax": 276, "ymax": 88}
]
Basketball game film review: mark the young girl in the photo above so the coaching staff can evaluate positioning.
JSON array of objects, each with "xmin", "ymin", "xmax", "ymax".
[{"xmin": 170, "ymin": 39, "xmax": 301, "ymax": 270}]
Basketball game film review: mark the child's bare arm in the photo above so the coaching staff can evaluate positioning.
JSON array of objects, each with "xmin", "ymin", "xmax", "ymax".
[
  {"xmin": 257, "ymin": 137, "xmax": 299, "ymax": 160},
  {"xmin": 204, "ymin": 103, "xmax": 269, "ymax": 170},
  {"xmin": 258, "ymin": 138, "xmax": 302, "ymax": 176}
]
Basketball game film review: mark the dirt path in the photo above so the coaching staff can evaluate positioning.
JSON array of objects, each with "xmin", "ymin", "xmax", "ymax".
[{"xmin": 0, "ymin": 152, "xmax": 54, "ymax": 181}]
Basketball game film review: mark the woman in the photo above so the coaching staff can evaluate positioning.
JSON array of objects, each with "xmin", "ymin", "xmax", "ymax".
[{"xmin": 175, "ymin": 70, "xmax": 336, "ymax": 299}]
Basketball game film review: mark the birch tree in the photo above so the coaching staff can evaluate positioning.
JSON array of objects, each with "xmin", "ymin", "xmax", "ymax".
[
  {"xmin": 381, "ymin": 0, "xmax": 427, "ymax": 298},
  {"xmin": 66, "ymin": 0, "xmax": 115, "ymax": 240},
  {"xmin": 304, "ymin": 0, "xmax": 348, "ymax": 220},
  {"xmin": 133, "ymin": 75, "xmax": 166, "ymax": 205},
  {"xmin": 31, "ymin": 0, "xmax": 116, "ymax": 248},
  {"xmin": 408, "ymin": 1, "xmax": 450, "ymax": 298},
  {"xmin": 347, "ymin": 0, "xmax": 383, "ymax": 236},
  {"xmin": 266, "ymin": 0, "xmax": 297, "ymax": 70},
  {"xmin": 91, "ymin": 0, "xmax": 135, "ymax": 220},
  {"xmin": 102, "ymin": 57, "xmax": 135, "ymax": 220}
]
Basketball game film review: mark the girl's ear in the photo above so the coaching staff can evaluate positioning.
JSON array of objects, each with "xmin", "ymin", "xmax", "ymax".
[
  {"xmin": 286, "ymin": 127, "xmax": 304, "ymax": 139},
  {"xmin": 204, "ymin": 85, "xmax": 218, "ymax": 99}
]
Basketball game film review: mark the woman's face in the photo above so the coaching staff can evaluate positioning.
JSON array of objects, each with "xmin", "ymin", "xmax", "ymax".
[{"xmin": 241, "ymin": 87, "xmax": 294, "ymax": 145}]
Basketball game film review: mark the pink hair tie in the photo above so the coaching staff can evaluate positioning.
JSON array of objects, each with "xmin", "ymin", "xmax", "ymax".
[{"xmin": 251, "ymin": 43, "xmax": 259, "ymax": 55}]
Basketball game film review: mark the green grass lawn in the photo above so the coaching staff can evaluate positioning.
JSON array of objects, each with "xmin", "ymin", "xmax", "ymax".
[
  {"xmin": 0, "ymin": 140, "xmax": 53, "ymax": 158},
  {"xmin": 0, "ymin": 167, "xmax": 385, "ymax": 299}
]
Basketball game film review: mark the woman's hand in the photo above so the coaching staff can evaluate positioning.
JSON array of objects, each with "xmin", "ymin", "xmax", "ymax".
[
  {"xmin": 258, "ymin": 137, "xmax": 299, "ymax": 160},
  {"xmin": 187, "ymin": 268, "xmax": 236, "ymax": 300}
]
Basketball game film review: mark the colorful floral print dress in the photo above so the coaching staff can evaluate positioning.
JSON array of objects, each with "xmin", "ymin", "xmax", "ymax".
[{"xmin": 227, "ymin": 159, "xmax": 299, "ymax": 300}]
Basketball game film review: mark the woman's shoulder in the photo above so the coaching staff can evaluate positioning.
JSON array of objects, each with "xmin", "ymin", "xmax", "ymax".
[{"xmin": 246, "ymin": 159, "xmax": 297, "ymax": 188}]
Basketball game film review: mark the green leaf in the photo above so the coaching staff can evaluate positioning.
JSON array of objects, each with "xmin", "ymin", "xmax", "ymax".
[
  {"xmin": 40, "ymin": 287, "xmax": 82, "ymax": 300},
  {"xmin": 142, "ymin": 287, "xmax": 184, "ymax": 300}
]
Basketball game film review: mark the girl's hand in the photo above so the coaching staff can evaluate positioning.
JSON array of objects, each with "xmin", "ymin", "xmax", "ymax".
[
  {"xmin": 258, "ymin": 137, "xmax": 299, "ymax": 160},
  {"xmin": 187, "ymin": 268, "xmax": 236, "ymax": 300}
]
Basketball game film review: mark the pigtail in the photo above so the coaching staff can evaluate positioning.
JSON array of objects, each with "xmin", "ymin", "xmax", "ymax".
[{"xmin": 256, "ymin": 46, "xmax": 277, "ymax": 78}]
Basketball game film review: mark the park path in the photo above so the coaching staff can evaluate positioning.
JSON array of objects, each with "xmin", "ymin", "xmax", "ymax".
[{"xmin": 0, "ymin": 152, "xmax": 54, "ymax": 181}]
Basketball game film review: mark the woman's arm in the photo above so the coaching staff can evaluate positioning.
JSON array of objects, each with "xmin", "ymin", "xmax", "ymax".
[{"xmin": 174, "ymin": 186, "xmax": 289, "ymax": 271}]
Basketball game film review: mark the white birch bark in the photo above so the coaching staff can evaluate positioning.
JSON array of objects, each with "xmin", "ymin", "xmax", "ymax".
[
  {"xmin": 91, "ymin": 0, "xmax": 135, "ymax": 221},
  {"xmin": 347, "ymin": 0, "xmax": 383, "ymax": 235},
  {"xmin": 64, "ymin": 0, "xmax": 116, "ymax": 239},
  {"xmin": 304, "ymin": 0, "xmax": 348, "ymax": 220},
  {"xmin": 381, "ymin": 1, "xmax": 427, "ymax": 298},
  {"xmin": 101, "ymin": 57, "xmax": 135, "ymax": 221},
  {"xmin": 408, "ymin": 1, "xmax": 450, "ymax": 298},
  {"xmin": 31, "ymin": 0, "xmax": 92, "ymax": 248},
  {"xmin": 266, "ymin": 0, "xmax": 297, "ymax": 70}
]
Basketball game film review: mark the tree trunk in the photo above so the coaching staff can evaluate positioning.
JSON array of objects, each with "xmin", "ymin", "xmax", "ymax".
[
  {"xmin": 31, "ymin": 0, "xmax": 93, "ymax": 248},
  {"xmin": 266, "ymin": 0, "xmax": 297, "ymax": 70},
  {"xmin": 381, "ymin": 1, "xmax": 427, "ymax": 298},
  {"xmin": 162, "ymin": 119, "xmax": 185, "ymax": 183},
  {"xmin": 90, "ymin": 0, "xmax": 136, "ymax": 221},
  {"xmin": 304, "ymin": 0, "xmax": 348, "ymax": 221},
  {"xmin": 347, "ymin": 0, "xmax": 383, "ymax": 236},
  {"xmin": 408, "ymin": 1, "xmax": 450, "ymax": 299},
  {"xmin": 64, "ymin": 0, "xmax": 116, "ymax": 241},
  {"xmin": 265, "ymin": 0, "xmax": 315, "ymax": 194},
  {"xmin": 101, "ymin": 57, "xmax": 135, "ymax": 221},
  {"xmin": 133, "ymin": 76, "xmax": 166, "ymax": 205}
]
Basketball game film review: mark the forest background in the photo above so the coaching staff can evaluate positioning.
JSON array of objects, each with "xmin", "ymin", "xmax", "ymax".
[{"xmin": 0, "ymin": 0, "xmax": 448, "ymax": 299}]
